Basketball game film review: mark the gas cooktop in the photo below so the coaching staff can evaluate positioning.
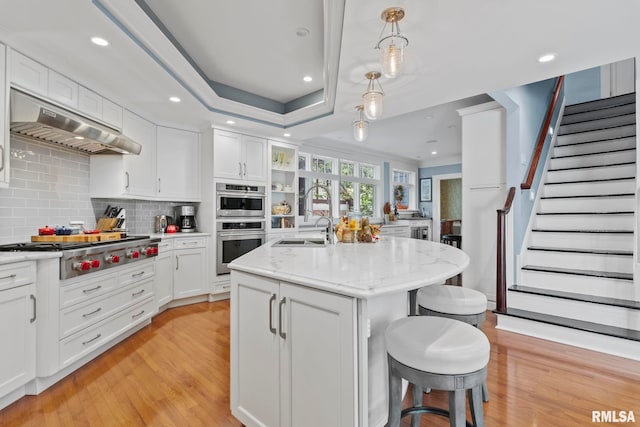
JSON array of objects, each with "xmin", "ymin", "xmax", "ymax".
[{"xmin": 0, "ymin": 236, "xmax": 152, "ymax": 252}]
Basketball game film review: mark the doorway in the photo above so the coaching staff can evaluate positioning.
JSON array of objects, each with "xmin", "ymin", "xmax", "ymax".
[{"xmin": 432, "ymin": 173, "xmax": 462, "ymax": 242}]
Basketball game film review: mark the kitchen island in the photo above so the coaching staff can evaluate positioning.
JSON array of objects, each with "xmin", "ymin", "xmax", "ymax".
[{"xmin": 229, "ymin": 236, "xmax": 469, "ymax": 427}]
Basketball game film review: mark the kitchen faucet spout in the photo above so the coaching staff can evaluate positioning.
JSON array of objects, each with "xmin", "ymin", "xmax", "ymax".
[{"xmin": 303, "ymin": 184, "xmax": 333, "ymax": 223}]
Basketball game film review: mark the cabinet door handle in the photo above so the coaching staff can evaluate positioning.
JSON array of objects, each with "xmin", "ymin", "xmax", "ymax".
[
  {"xmin": 176, "ymin": 255, "xmax": 179, "ymax": 270},
  {"xmin": 0, "ymin": 145, "xmax": 4, "ymax": 173},
  {"xmin": 243, "ymin": 162, "xmax": 247, "ymax": 176},
  {"xmin": 0, "ymin": 273, "xmax": 16, "ymax": 280},
  {"xmin": 158, "ymin": 177, "xmax": 161, "ymax": 193},
  {"xmin": 82, "ymin": 307, "xmax": 102, "ymax": 318},
  {"xmin": 268, "ymin": 293, "xmax": 277, "ymax": 335},
  {"xmin": 125, "ymin": 172, "xmax": 130, "ymax": 190},
  {"xmin": 132, "ymin": 309, "xmax": 145, "ymax": 320},
  {"xmin": 83, "ymin": 285, "xmax": 102, "ymax": 294},
  {"xmin": 132, "ymin": 271, "xmax": 145, "ymax": 278},
  {"xmin": 82, "ymin": 333, "xmax": 102, "ymax": 346},
  {"xmin": 238, "ymin": 162, "xmax": 243, "ymax": 177},
  {"xmin": 30, "ymin": 294, "xmax": 36, "ymax": 323},
  {"xmin": 278, "ymin": 297, "xmax": 286, "ymax": 339},
  {"xmin": 132, "ymin": 289, "xmax": 145, "ymax": 297}
]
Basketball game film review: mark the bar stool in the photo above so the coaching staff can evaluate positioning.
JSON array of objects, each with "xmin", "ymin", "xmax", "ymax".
[
  {"xmin": 417, "ymin": 284, "xmax": 490, "ymax": 402},
  {"xmin": 385, "ymin": 316, "xmax": 490, "ymax": 427}
]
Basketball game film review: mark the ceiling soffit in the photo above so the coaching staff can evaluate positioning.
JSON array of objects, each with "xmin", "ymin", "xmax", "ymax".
[{"xmin": 94, "ymin": 0, "xmax": 345, "ymax": 128}]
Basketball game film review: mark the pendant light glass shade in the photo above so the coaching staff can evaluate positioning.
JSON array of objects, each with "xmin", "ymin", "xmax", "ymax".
[
  {"xmin": 376, "ymin": 7, "xmax": 409, "ymax": 79},
  {"xmin": 362, "ymin": 72, "xmax": 384, "ymax": 121},
  {"xmin": 352, "ymin": 105, "xmax": 369, "ymax": 142}
]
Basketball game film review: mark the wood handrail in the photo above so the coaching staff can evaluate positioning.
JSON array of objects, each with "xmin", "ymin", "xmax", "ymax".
[
  {"xmin": 496, "ymin": 186, "xmax": 516, "ymax": 313},
  {"xmin": 521, "ymin": 75, "xmax": 564, "ymax": 190}
]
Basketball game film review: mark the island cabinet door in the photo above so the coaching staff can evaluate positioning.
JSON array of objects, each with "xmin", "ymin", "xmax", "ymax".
[
  {"xmin": 230, "ymin": 272, "xmax": 281, "ymax": 427},
  {"xmin": 279, "ymin": 282, "xmax": 357, "ymax": 427}
]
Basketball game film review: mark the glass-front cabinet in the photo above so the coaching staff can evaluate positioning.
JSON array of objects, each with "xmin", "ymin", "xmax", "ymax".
[{"xmin": 268, "ymin": 141, "xmax": 298, "ymax": 232}]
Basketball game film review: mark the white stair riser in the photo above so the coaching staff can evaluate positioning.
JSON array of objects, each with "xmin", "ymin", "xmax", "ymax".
[
  {"xmin": 539, "ymin": 196, "xmax": 634, "ymax": 213},
  {"xmin": 556, "ymin": 125, "xmax": 635, "ymax": 145},
  {"xmin": 535, "ymin": 214, "xmax": 633, "ymax": 231},
  {"xmin": 496, "ymin": 314, "xmax": 640, "ymax": 361},
  {"xmin": 525, "ymin": 250, "xmax": 633, "ymax": 274},
  {"xmin": 553, "ymin": 137, "xmax": 636, "ymax": 157},
  {"xmin": 546, "ymin": 164, "xmax": 635, "ymax": 183},
  {"xmin": 561, "ymin": 104, "xmax": 636, "ymax": 125},
  {"xmin": 564, "ymin": 94, "xmax": 636, "ymax": 115},
  {"xmin": 529, "ymin": 231, "xmax": 633, "ymax": 251},
  {"xmin": 559, "ymin": 114, "xmax": 635, "ymax": 135},
  {"xmin": 507, "ymin": 292, "xmax": 640, "ymax": 330},
  {"xmin": 519, "ymin": 269, "xmax": 635, "ymax": 299},
  {"xmin": 550, "ymin": 150, "xmax": 635, "ymax": 169},
  {"xmin": 543, "ymin": 180, "xmax": 635, "ymax": 197}
]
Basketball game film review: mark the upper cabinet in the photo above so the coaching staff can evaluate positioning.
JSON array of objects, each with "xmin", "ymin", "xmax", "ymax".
[
  {"xmin": 213, "ymin": 129, "xmax": 266, "ymax": 182},
  {"xmin": 122, "ymin": 110, "xmax": 157, "ymax": 197},
  {"xmin": 0, "ymin": 43, "xmax": 9, "ymax": 188},
  {"xmin": 156, "ymin": 126, "xmax": 200, "ymax": 201},
  {"xmin": 10, "ymin": 50, "xmax": 48, "ymax": 95}
]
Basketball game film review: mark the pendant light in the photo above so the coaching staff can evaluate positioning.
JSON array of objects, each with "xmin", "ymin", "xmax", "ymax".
[
  {"xmin": 352, "ymin": 105, "xmax": 369, "ymax": 142},
  {"xmin": 362, "ymin": 71, "xmax": 384, "ymax": 120},
  {"xmin": 376, "ymin": 7, "xmax": 409, "ymax": 79}
]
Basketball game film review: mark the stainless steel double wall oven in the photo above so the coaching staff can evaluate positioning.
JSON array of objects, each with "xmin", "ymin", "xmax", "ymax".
[{"xmin": 215, "ymin": 183, "xmax": 266, "ymax": 275}]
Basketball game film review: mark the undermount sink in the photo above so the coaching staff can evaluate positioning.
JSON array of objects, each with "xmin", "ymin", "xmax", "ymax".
[{"xmin": 272, "ymin": 237, "xmax": 327, "ymax": 247}]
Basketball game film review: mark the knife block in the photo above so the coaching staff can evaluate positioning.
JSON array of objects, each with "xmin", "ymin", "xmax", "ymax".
[{"xmin": 97, "ymin": 218, "xmax": 118, "ymax": 231}]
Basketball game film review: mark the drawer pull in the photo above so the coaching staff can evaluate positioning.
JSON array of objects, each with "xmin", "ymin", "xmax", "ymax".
[
  {"xmin": 30, "ymin": 294, "xmax": 36, "ymax": 323},
  {"xmin": 0, "ymin": 273, "xmax": 17, "ymax": 280},
  {"xmin": 82, "ymin": 307, "xmax": 102, "ymax": 318},
  {"xmin": 82, "ymin": 333, "xmax": 102, "ymax": 346},
  {"xmin": 131, "ymin": 271, "xmax": 145, "ymax": 278},
  {"xmin": 82, "ymin": 285, "xmax": 102, "ymax": 294},
  {"xmin": 131, "ymin": 309, "xmax": 145, "ymax": 319},
  {"xmin": 132, "ymin": 289, "xmax": 145, "ymax": 297}
]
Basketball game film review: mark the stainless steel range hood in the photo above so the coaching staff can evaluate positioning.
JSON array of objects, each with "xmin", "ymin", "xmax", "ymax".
[{"xmin": 10, "ymin": 89, "xmax": 141, "ymax": 155}]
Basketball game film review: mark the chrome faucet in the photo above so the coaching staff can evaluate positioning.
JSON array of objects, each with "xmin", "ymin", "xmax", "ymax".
[{"xmin": 303, "ymin": 184, "xmax": 333, "ymax": 243}]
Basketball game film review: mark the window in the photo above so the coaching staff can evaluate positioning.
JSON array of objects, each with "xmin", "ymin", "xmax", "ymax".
[
  {"xmin": 299, "ymin": 153, "xmax": 380, "ymax": 220},
  {"xmin": 391, "ymin": 168, "xmax": 416, "ymax": 210}
]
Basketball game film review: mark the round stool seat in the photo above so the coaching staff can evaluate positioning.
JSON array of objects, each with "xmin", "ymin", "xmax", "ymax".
[
  {"xmin": 418, "ymin": 284, "xmax": 487, "ymax": 315},
  {"xmin": 385, "ymin": 316, "xmax": 490, "ymax": 375}
]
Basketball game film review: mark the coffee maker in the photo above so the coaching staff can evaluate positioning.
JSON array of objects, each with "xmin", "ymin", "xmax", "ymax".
[{"xmin": 176, "ymin": 205, "xmax": 197, "ymax": 232}]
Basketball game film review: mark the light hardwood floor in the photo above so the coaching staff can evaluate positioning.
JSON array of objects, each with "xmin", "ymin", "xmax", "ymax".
[{"xmin": 1, "ymin": 300, "xmax": 639, "ymax": 426}]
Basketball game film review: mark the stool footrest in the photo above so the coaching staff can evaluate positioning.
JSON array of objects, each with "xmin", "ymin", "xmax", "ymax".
[{"xmin": 399, "ymin": 406, "xmax": 474, "ymax": 427}]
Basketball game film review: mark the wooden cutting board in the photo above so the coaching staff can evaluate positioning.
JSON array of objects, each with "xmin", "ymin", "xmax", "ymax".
[{"xmin": 31, "ymin": 233, "xmax": 122, "ymax": 243}]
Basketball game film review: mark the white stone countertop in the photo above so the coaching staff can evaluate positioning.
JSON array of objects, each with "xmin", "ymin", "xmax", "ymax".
[
  {"xmin": 148, "ymin": 232, "xmax": 211, "ymax": 239},
  {"xmin": 0, "ymin": 252, "xmax": 62, "ymax": 265},
  {"xmin": 229, "ymin": 236, "xmax": 469, "ymax": 299}
]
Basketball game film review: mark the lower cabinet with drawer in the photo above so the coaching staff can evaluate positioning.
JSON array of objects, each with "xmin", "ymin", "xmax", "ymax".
[
  {"xmin": 57, "ymin": 260, "xmax": 155, "ymax": 370},
  {"xmin": 154, "ymin": 236, "xmax": 207, "ymax": 303},
  {"xmin": 0, "ymin": 261, "xmax": 37, "ymax": 405}
]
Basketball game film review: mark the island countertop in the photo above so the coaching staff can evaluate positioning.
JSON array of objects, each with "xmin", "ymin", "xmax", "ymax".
[{"xmin": 228, "ymin": 236, "xmax": 469, "ymax": 298}]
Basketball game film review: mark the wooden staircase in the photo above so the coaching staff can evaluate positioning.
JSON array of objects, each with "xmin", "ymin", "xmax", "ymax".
[{"xmin": 497, "ymin": 93, "xmax": 640, "ymax": 360}]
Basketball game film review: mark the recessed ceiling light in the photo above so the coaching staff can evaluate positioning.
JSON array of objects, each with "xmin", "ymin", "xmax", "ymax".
[
  {"xmin": 169, "ymin": 96, "xmax": 181, "ymax": 103},
  {"xmin": 296, "ymin": 28, "xmax": 310, "ymax": 37},
  {"xmin": 91, "ymin": 37, "xmax": 109, "ymax": 47},
  {"xmin": 283, "ymin": 133, "xmax": 291, "ymax": 137},
  {"xmin": 425, "ymin": 114, "xmax": 434, "ymax": 120},
  {"xmin": 74, "ymin": 136, "xmax": 85, "ymax": 140},
  {"xmin": 431, "ymin": 151, "xmax": 437, "ymax": 155},
  {"xmin": 425, "ymin": 139, "xmax": 438, "ymax": 144},
  {"xmin": 226, "ymin": 120, "xmax": 235, "ymax": 125},
  {"xmin": 538, "ymin": 53, "xmax": 556, "ymax": 63},
  {"xmin": 303, "ymin": 76, "xmax": 313, "ymax": 83}
]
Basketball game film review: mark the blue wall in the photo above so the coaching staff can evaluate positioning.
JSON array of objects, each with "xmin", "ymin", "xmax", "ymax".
[
  {"xmin": 565, "ymin": 66, "xmax": 601, "ymax": 105},
  {"xmin": 417, "ymin": 163, "xmax": 462, "ymax": 217}
]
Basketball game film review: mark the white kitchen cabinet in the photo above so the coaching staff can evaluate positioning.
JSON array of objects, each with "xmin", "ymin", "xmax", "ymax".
[
  {"xmin": 102, "ymin": 98, "xmax": 123, "ymax": 129},
  {"xmin": 157, "ymin": 126, "xmax": 200, "ymax": 201},
  {"xmin": 0, "ymin": 43, "xmax": 9, "ymax": 188},
  {"xmin": 213, "ymin": 129, "xmax": 266, "ymax": 182},
  {"xmin": 0, "ymin": 262, "xmax": 36, "ymax": 401},
  {"xmin": 48, "ymin": 70, "xmax": 78, "ymax": 109},
  {"xmin": 122, "ymin": 110, "xmax": 157, "ymax": 197},
  {"xmin": 269, "ymin": 141, "xmax": 298, "ymax": 232},
  {"xmin": 89, "ymin": 110, "xmax": 156, "ymax": 199},
  {"xmin": 10, "ymin": 50, "xmax": 48, "ymax": 96},
  {"xmin": 231, "ymin": 271, "xmax": 356, "ymax": 427},
  {"xmin": 78, "ymin": 86, "xmax": 102, "ymax": 119},
  {"xmin": 173, "ymin": 237, "xmax": 207, "ymax": 299},
  {"xmin": 155, "ymin": 239, "xmax": 174, "ymax": 309}
]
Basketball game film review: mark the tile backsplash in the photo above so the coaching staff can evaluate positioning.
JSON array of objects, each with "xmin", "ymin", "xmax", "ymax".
[{"xmin": 0, "ymin": 137, "xmax": 198, "ymax": 244}]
